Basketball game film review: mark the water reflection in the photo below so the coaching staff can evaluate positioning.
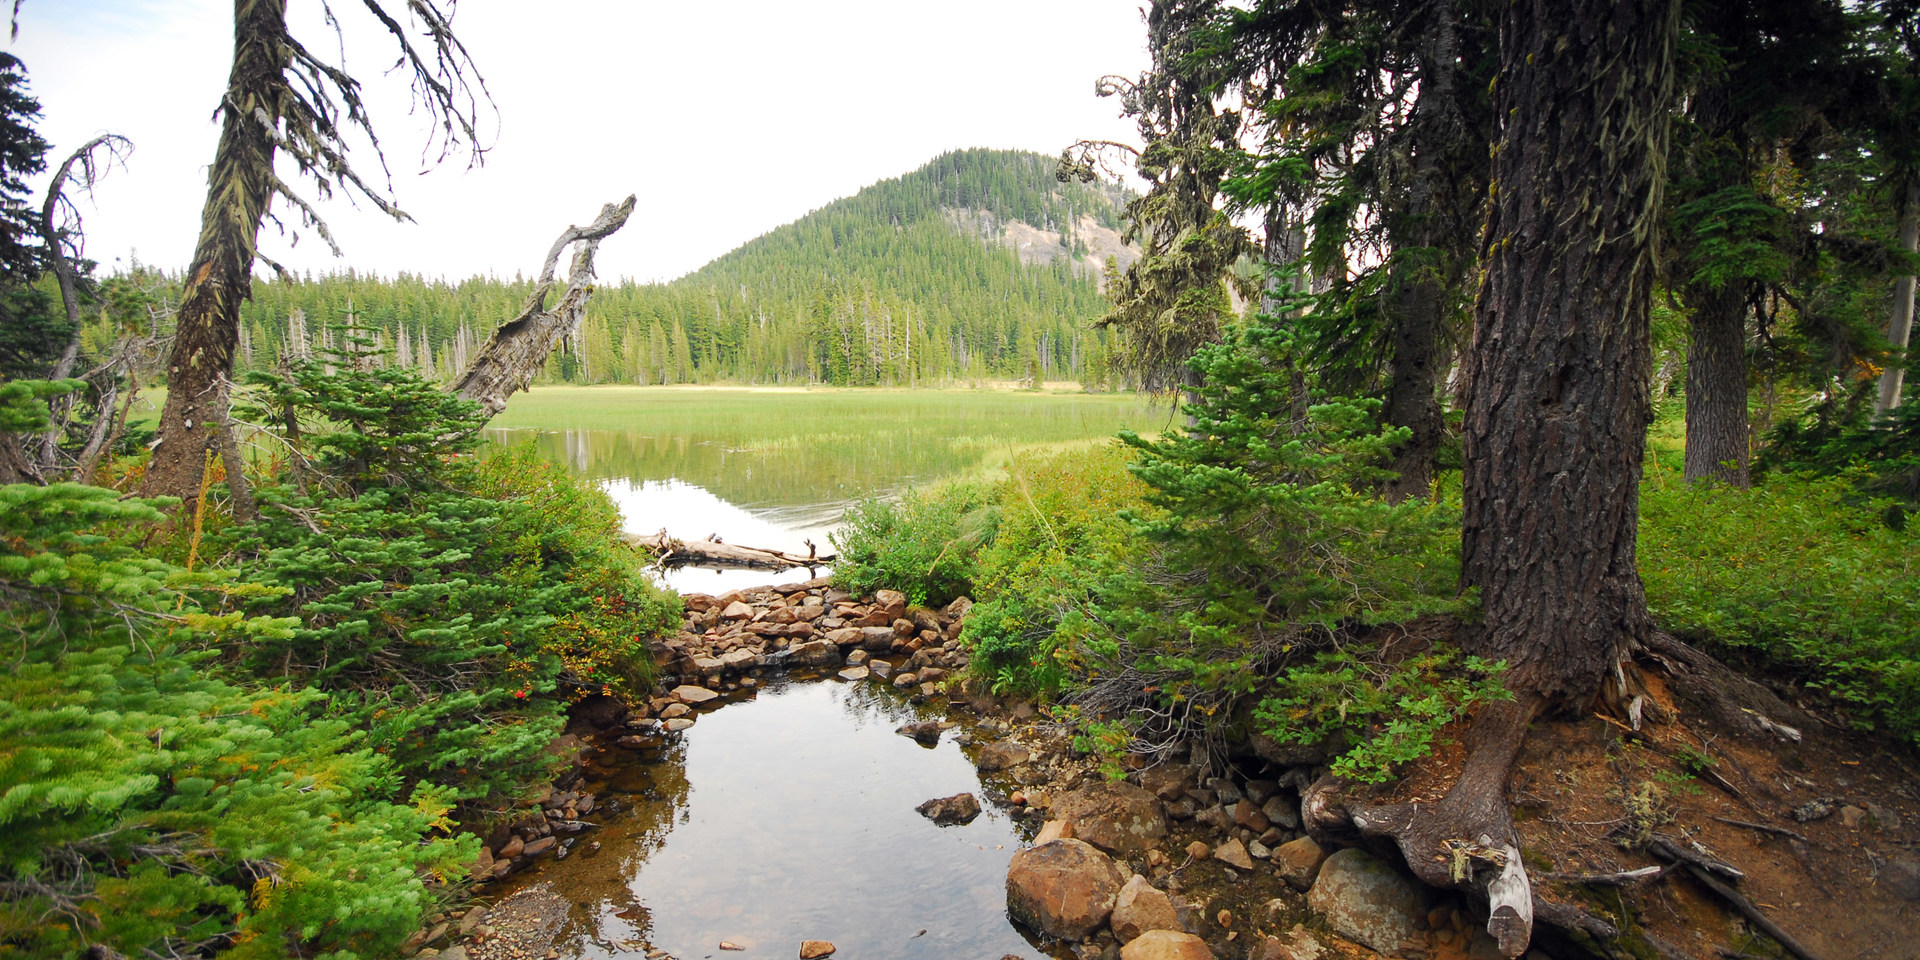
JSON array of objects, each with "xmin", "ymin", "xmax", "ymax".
[
  {"xmin": 508, "ymin": 678, "xmax": 1049, "ymax": 960},
  {"xmin": 483, "ymin": 389, "xmax": 1163, "ymax": 592}
]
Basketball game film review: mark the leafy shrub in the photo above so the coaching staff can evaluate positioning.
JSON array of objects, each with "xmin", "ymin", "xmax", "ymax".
[
  {"xmin": 830, "ymin": 480, "xmax": 996, "ymax": 606},
  {"xmin": 1640, "ymin": 466, "xmax": 1920, "ymax": 743},
  {"xmin": 1758, "ymin": 393, "xmax": 1920, "ymax": 517},
  {"xmin": 0, "ymin": 483, "xmax": 471, "ymax": 959},
  {"xmin": 1254, "ymin": 647, "xmax": 1510, "ymax": 783}
]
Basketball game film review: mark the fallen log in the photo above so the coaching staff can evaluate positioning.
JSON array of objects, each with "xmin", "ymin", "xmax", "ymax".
[{"xmin": 628, "ymin": 532, "xmax": 834, "ymax": 571}]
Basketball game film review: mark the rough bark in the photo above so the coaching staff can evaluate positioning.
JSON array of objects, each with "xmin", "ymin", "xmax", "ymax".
[
  {"xmin": 140, "ymin": 0, "xmax": 286, "ymax": 505},
  {"xmin": 1381, "ymin": 0, "xmax": 1473, "ymax": 503},
  {"xmin": 1461, "ymin": 0, "xmax": 1674, "ymax": 699},
  {"xmin": 1682, "ymin": 280, "xmax": 1750, "ymax": 485},
  {"xmin": 1876, "ymin": 178, "xmax": 1918, "ymax": 416},
  {"xmin": 449, "ymin": 196, "xmax": 636, "ymax": 416}
]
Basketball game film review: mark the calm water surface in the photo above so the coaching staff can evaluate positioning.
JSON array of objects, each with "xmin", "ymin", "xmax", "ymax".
[
  {"xmin": 486, "ymin": 387, "xmax": 1165, "ymax": 592},
  {"xmin": 507, "ymin": 676, "xmax": 1050, "ymax": 960}
]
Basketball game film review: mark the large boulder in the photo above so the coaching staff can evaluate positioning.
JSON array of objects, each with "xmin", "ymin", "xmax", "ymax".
[
  {"xmin": 1306, "ymin": 848, "xmax": 1429, "ymax": 957},
  {"xmin": 1052, "ymin": 781, "xmax": 1169, "ymax": 858},
  {"xmin": 1119, "ymin": 930, "xmax": 1213, "ymax": 960},
  {"xmin": 1006, "ymin": 838, "xmax": 1129, "ymax": 941},
  {"xmin": 1110, "ymin": 874, "xmax": 1181, "ymax": 943}
]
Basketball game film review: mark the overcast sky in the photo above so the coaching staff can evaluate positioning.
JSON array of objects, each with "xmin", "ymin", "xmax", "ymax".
[{"xmin": 11, "ymin": 0, "xmax": 1151, "ymax": 284}]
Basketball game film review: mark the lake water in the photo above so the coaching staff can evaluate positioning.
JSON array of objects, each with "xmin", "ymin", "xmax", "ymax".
[
  {"xmin": 486, "ymin": 386, "xmax": 1165, "ymax": 593},
  {"xmin": 495, "ymin": 675, "xmax": 1056, "ymax": 960}
]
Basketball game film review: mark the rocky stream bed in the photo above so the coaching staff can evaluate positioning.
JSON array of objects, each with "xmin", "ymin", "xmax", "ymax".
[{"xmin": 398, "ymin": 582, "xmax": 1920, "ymax": 960}]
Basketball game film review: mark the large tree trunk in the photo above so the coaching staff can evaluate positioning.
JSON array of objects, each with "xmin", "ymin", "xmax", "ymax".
[
  {"xmin": 1683, "ymin": 280, "xmax": 1751, "ymax": 484},
  {"xmin": 1877, "ymin": 177, "xmax": 1918, "ymax": 416},
  {"xmin": 140, "ymin": 0, "xmax": 285, "ymax": 505},
  {"xmin": 1461, "ymin": 0, "xmax": 1673, "ymax": 700}
]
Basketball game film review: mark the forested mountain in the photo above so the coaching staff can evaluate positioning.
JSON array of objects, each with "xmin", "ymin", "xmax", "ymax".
[{"xmin": 228, "ymin": 149, "xmax": 1136, "ymax": 388}]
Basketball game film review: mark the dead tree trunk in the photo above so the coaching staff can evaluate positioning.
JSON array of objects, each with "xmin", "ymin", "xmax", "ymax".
[
  {"xmin": 139, "ymin": 0, "xmax": 285, "ymax": 506},
  {"xmin": 36, "ymin": 135, "xmax": 133, "ymax": 476},
  {"xmin": 449, "ymin": 196, "xmax": 637, "ymax": 415}
]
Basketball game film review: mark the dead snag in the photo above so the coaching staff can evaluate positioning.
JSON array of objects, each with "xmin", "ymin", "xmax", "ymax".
[{"xmin": 449, "ymin": 196, "xmax": 637, "ymax": 415}]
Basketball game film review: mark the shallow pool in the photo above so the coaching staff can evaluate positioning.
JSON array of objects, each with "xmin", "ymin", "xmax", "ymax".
[{"xmin": 499, "ymin": 675, "xmax": 1051, "ymax": 960}]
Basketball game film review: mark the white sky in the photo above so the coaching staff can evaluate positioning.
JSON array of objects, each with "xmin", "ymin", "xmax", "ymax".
[{"xmin": 10, "ymin": 0, "xmax": 1151, "ymax": 284}]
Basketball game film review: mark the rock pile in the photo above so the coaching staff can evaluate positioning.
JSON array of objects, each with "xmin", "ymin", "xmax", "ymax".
[{"xmin": 651, "ymin": 582, "xmax": 971, "ymax": 700}]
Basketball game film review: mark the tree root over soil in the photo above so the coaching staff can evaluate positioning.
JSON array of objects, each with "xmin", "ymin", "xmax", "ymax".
[{"xmin": 1293, "ymin": 630, "xmax": 1912, "ymax": 960}]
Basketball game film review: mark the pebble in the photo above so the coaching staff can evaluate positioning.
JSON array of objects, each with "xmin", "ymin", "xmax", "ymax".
[{"xmin": 799, "ymin": 941, "xmax": 836, "ymax": 959}]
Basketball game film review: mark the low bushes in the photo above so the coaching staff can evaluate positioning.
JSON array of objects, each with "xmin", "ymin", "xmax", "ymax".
[{"xmin": 1640, "ymin": 467, "xmax": 1920, "ymax": 743}]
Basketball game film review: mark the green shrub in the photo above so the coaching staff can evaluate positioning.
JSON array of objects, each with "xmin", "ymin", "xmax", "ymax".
[
  {"xmin": 222, "ymin": 333, "xmax": 678, "ymax": 804},
  {"xmin": 0, "ymin": 483, "xmax": 471, "ymax": 959},
  {"xmin": 830, "ymin": 480, "xmax": 996, "ymax": 606},
  {"xmin": 1640, "ymin": 466, "xmax": 1920, "ymax": 742},
  {"xmin": 1254, "ymin": 647, "xmax": 1510, "ymax": 783}
]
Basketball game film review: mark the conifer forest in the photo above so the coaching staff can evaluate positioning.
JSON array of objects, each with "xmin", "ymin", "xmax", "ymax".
[{"xmin": 5, "ymin": 2, "xmax": 1920, "ymax": 960}]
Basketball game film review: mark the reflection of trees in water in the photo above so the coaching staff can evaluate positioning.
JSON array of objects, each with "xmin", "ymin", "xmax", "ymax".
[
  {"xmin": 535, "ymin": 737, "xmax": 693, "ymax": 956},
  {"xmin": 481, "ymin": 394, "xmax": 1159, "ymax": 510},
  {"xmin": 495, "ymin": 428, "xmax": 982, "ymax": 508}
]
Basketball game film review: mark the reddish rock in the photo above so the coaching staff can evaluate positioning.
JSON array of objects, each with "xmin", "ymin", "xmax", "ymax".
[
  {"xmin": 872, "ymin": 589, "xmax": 908, "ymax": 621},
  {"xmin": 1119, "ymin": 930, "xmax": 1213, "ymax": 960},
  {"xmin": 974, "ymin": 740, "xmax": 1031, "ymax": 772},
  {"xmin": 1006, "ymin": 838, "xmax": 1129, "ymax": 941},
  {"xmin": 721, "ymin": 600, "xmax": 754, "ymax": 620},
  {"xmin": 1110, "ymin": 874, "xmax": 1181, "ymax": 943},
  {"xmin": 1234, "ymin": 798, "xmax": 1272, "ymax": 832},
  {"xmin": 1273, "ymin": 836, "xmax": 1327, "ymax": 891}
]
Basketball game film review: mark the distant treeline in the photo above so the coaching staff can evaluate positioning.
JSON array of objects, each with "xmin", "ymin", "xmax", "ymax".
[{"xmin": 223, "ymin": 149, "xmax": 1135, "ymax": 389}]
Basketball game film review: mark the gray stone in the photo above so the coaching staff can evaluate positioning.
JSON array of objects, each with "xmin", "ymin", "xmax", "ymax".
[
  {"xmin": 1306, "ymin": 848, "xmax": 1428, "ymax": 957},
  {"xmin": 897, "ymin": 720, "xmax": 943, "ymax": 745},
  {"xmin": 1262, "ymin": 794, "xmax": 1301, "ymax": 829},
  {"xmin": 1245, "ymin": 780, "xmax": 1279, "ymax": 804},
  {"xmin": 662, "ymin": 717, "xmax": 694, "ymax": 732},
  {"xmin": 869, "ymin": 659, "xmax": 894, "ymax": 679},
  {"xmin": 786, "ymin": 638, "xmax": 842, "ymax": 667},
  {"xmin": 1883, "ymin": 857, "xmax": 1920, "ymax": 901},
  {"xmin": 671, "ymin": 684, "xmax": 720, "ymax": 705},
  {"xmin": 1052, "ymin": 781, "xmax": 1169, "ymax": 858},
  {"xmin": 860, "ymin": 625, "xmax": 898, "ymax": 650}
]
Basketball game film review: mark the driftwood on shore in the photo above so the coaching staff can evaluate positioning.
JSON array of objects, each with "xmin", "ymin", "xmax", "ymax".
[{"xmin": 628, "ymin": 532, "xmax": 834, "ymax": 571}]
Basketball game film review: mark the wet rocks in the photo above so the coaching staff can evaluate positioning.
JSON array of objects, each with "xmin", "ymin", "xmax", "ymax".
[
  {"xmin": 897, "ymin": 720, "xmax": 944, "ymax": 745},
  {"xmin": 1006, "ymin": 838, "xmax": 1130, "ymax": 941},
  {"xmin": 786, "ymin": 639, "xmax": 841, "ymax": 667},
  {"xmin": 1052, "ymin": 781, "xmax": 1169, "ymax": 858},
  {"xmin": 916, "ymin": 792, "xmax": 982, "ymax": 825},
  {"xmin": 671, "ymin": 685, "xmax": 720, "ymax": 706},
  {"xmin": 836, "ymin": 665, "xmax": 869, "ymax": 682},
  {"xmin": 1306, "ymin": 848, "xmax": 1428, "ymax": 957},
  {"xmin": 1110, "ymin": 874, "xmax": 1181, "ymax": 943},
  {"xmin": 1119, "ymin": 930, "xmax": 1213, "ymax": 960},
  {"xmin": 974, "ymin": 740, "xmax": 1031, "ymax": 772}
]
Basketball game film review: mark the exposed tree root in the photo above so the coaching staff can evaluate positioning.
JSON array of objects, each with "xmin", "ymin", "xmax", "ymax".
[{"xmin": 1305, "ymin": 699, "xmax": 1556, "ymax": 956}]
